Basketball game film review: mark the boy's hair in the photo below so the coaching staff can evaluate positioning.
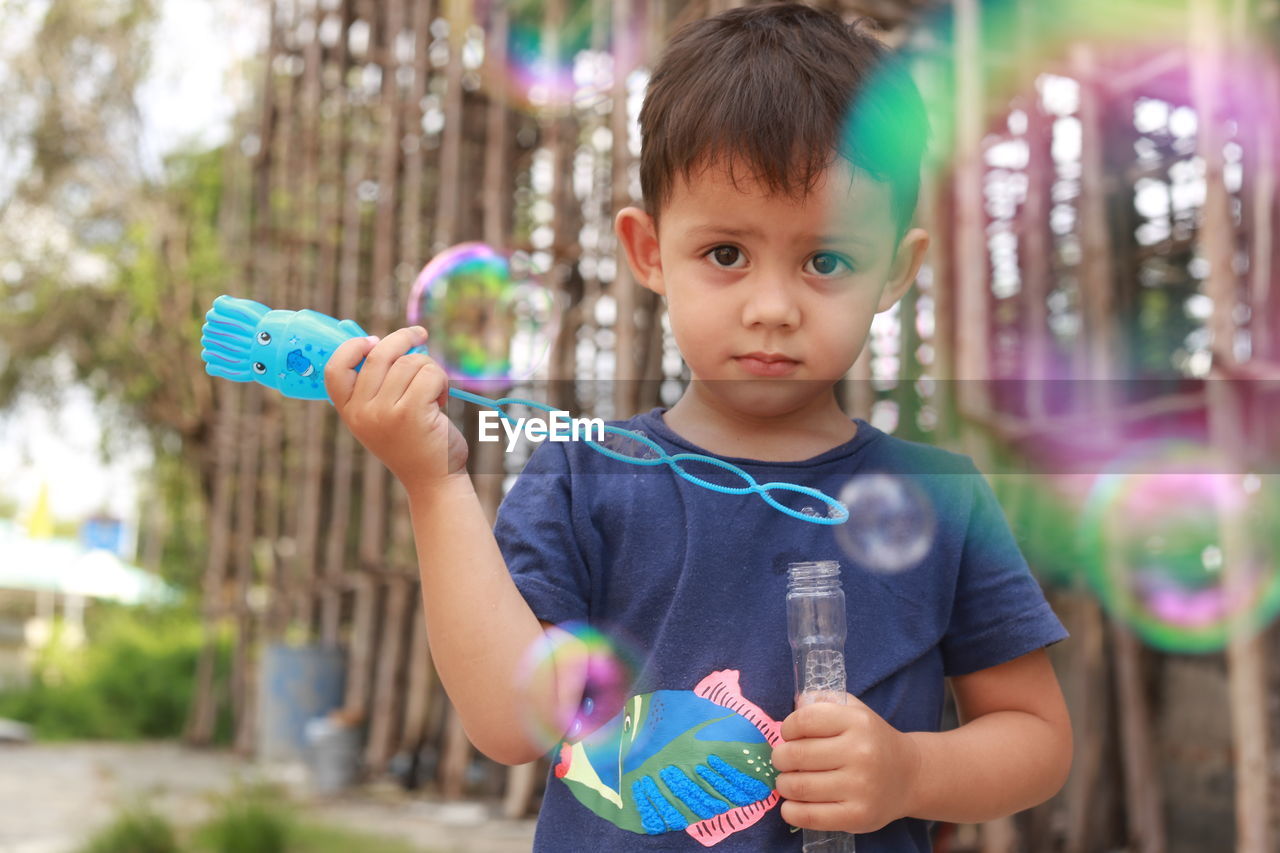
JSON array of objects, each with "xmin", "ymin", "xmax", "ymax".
[{"xmin": 638, "ymin": 2, "xmax": 929, "ymax": 238}]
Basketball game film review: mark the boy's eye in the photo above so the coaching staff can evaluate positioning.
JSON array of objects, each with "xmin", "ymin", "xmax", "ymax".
[
  {"xmin": 707, "ymin": 245, "xmax": 745, "ymax": 269},
  {"xmin": 805, "ymin": 252, "xmax": 854, "ymax": 276}
]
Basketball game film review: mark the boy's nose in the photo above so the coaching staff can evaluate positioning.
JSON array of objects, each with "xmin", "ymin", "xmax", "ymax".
[{"xmin": 741, "ymin": 276, "xmax": 801, "ymax": 330}]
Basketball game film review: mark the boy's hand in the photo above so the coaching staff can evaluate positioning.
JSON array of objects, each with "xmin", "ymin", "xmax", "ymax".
[
  {"xmin": 324, "ymin": 326, "xmax": 468, "ymax": 485},
  {"xmin": 772, "ymin": 693, "xmax": 922, "ymax": 834}
]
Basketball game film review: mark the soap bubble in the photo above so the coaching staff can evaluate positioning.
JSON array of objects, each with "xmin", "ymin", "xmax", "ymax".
[
  {"xmin": 1079, "ymin": 446, "xmax": 1280, "ymax": 653},
  {"xmin": 835, "ymin": 474, "xmax": 937, "ymax": 573},
  {"xmin": 593, "ymin": 428, "xmax": 661, "ymax": 461},
  {"xmin": 479, "ymin": 0, "xmax": 645, "ymax": 112},
  {"xmin": 517, "ymin": 621, "xmax": 637, "ymax": 751},
  {"xmin": 406, "ymin": 243, "xmax": 557, "ymax": 386}
]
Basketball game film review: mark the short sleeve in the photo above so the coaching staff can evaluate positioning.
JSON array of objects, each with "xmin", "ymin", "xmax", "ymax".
[
  {"xmin": 493, "ymin": 440, "xmax": 591, "ymax": 625},
  {"xmin": 940, "ymin": 465, "xmax": 1068, "ymax": 676}
]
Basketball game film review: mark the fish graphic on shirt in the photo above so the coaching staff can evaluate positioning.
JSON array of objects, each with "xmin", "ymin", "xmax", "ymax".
[
  {"xmin": 554, "ymin": 669, "xmax": 782, "ymax": 847},
  {"xmin": 200, "ymin": 294, "xmax": 367, "ymax": 401}
]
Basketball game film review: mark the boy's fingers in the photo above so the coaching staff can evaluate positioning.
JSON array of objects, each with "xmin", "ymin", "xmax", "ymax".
[
  {"xmin": 398, "ymin": 356, "xmax": 449, "ymax": 410},
  {"xmin": 771, "ymin": 739, "xmax": 845, "ymax": 774},
  {"xmin": 779, "ymin": 799, "xmax": 860, "ymax": 833},
  {"xmin": 779, "ymin": 700, "xmax": 854, "ymax": 741},
  {"xmin": 350, "ymin": 326, "xmax": 428, "ymax": 406},
  {"xmin": 325, "ymin": 336, "xmax": 378, "ymax": 410},
  {"xmin": 380, "ymin": 353, "xmax": 434, "ymax": 405},
  {"xmin": 774, "ymin": 767, "xmax": 847, "ymax": 802}
]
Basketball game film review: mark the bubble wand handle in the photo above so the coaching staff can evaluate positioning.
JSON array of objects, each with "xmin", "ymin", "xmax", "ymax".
[
  {"xmin": 201, "ymin": 295, "xmax": 848, "ymax": 525},
  {"xmin": 787, "ymin": 561, "xmax": 857, "ymax": 852}
]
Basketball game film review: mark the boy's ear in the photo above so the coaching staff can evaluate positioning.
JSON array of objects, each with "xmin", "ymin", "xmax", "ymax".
[
  {"xmin": 876, "ymin": 227, "xmax": 930, "ymax": 313},
  {"xmin": 614, "ymin": 206, "xmax": 665, "ymax": 295}
]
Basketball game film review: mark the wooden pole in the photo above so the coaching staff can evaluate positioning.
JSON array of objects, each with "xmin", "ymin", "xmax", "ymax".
[
  {"xmin": 435, "ymin": 0, "xmax": 474, "ymax": 801},
  {"xmin": 396, "ymin": 0, "xmax": 439, "ymax": 770},
  {"xmin": 321, "ymin": 0, "xmax": 367, "ymax": 647},
  {"xmin": 1189, "ymin": 2, "xmax": 1273, "ymax": 849},
  {"xmin": 952, "ymin": 0, "xmax": 990, "ymax": 415},
  {"xmin": 290, "ymin": 0, "xmax": 334, "ymax": 635},
  {"xmin": 611, "ymin": 0, "xmax": 640, "ymax": 417},
  {"xmin": 1072, "ymin": 39, "xmax": 1169, "ymax": 853}
]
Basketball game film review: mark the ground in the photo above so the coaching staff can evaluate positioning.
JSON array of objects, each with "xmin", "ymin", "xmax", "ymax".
[{"xmin": 0, "ymin": 741, "xmax": 537, "ymax": 853}]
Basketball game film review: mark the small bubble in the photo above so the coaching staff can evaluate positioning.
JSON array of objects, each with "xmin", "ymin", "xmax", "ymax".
[
  {"xmin": 799, "ymin": 506, "xmax": 819, "ymax": 517},
  {"xmin": 601, "ymin": 429, "xmax": 659, "ymax": 460},
  {"xmin": 835, "ymin": 474, "xmax": 936, "ymax": 574},
  {"xmin": 516, "ymin": 621, "xmax": 635, "ymax": 751}
]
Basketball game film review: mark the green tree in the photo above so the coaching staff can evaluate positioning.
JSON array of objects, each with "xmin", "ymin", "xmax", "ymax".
[{"xmin": 0, "ymin": 0, "xmax": 233, "ymax": 590}]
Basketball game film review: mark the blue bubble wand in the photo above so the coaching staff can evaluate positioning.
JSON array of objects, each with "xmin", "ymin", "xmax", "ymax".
[{"xmin": 201, "ymin": 294, "xmax": 849, "ymax": 525}]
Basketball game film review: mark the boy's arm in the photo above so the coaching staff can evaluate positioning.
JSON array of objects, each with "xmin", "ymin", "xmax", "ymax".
[
  {"xmin": 408, "ymin": 474, "xmax": 570, "ymax": 766},
  {"xmin": 325, "ymin": 329, "xmax": 582, "ymax": 767},
  {"xmin": 773, "ymin": 648, "xmax": 1071, "ymax": 833},
  {"xmin": 904, "ymin": 648, "xmax": 1072, "ymax": 823}
]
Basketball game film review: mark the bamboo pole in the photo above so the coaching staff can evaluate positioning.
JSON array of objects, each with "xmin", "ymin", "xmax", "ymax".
[
  {"xmin": 261, "ymin": 0, "xmax": 302, "ymax": 643},
  {"xmin": 1061, "ymin": 589, "xmax": 1111, "ymax": 853},
  {"xmin": 360, "ymin": 0, "xmax": 416, "ymax": 772},
  {"xmin": 952, "ymin": 0, "xmax": 989, "ymax": 405},
  {"xmin": 396, "ymin": 0, "xmax": 439, "ymax": 765},
  {"xmin": 434, "ymin": 0, "xmax": 474, "ymax": 801},
  {"xmin": 1244, "ymin": 24, "xmax": 1276, "ymax": 363},
  {"xmin": 398, "ymin": 595, "xmax": 437, "ymax": 758},
  {"xmin": 187, "ymin": 379, "xmax": 239, "ymax": 744},
  {"xmin": 366, "ymin": 575, "xmax": 413, "ymax": 770},
  {"xmin": 1069, "ymin": 39, "xmax": 1170, "ymax": 853},
  {"xmin": 189, "ymin": 91, "xmax": 258, "ymax": 742},
  {"xmin": 229, "ymin": 0, "xmax": 287, "ymax": 755},
  {"xmin": 290, "ymin": 0, "xmax": 335, "ymax": 635},
  {"xmin": 321, "ymin": 0, "xmax": 366, "ymax": 646},
  {"xmin": 1189, "ymin": 2, "xmax": 1273, "ymax": 850},
  {"xmin": 1017, "ymin": 0, "xmax": 1051, "ymax": 425},
  {"xmin": 612, "ymin": 0, "xmax": 640, "ymax": 417}
]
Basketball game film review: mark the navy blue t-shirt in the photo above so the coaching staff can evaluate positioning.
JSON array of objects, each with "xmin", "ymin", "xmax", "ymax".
[{"xmin": 494, "ymin": 408, "xmax": 1067, "ymax": 852}]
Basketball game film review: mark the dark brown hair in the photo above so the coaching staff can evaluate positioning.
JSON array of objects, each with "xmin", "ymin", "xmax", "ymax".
[{"xmin": 638, "ymin": 2, "xmax": 929, "ymax": 238}]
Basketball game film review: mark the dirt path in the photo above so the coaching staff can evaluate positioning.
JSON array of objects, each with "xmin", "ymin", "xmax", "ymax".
[{"xmin": 0, "ymin": 741, "xmax": 536, "ymax": 853}]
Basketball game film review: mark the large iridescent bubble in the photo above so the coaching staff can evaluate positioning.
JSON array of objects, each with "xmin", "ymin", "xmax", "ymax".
[
  {"xmin": 406, "ymin": 243, "xmax": 557, "ymax": 387},
  {"xmin": 517, "ymin": 621, "xmax": 637, "ymax": 752},
  {"xmin": 1078, "ymin": 445, "xmax": 1280, "ymax": 653}
]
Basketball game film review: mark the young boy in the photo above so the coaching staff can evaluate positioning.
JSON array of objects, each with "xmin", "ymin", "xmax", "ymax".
[{"xmin": 324, "ymin": 4, "xmax": 1071, "ymax": 850}]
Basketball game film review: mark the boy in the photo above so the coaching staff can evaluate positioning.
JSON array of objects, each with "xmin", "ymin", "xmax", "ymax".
[{"xmin": 325, "ymin": 4, "xmax": 1071, "ymax": 850}]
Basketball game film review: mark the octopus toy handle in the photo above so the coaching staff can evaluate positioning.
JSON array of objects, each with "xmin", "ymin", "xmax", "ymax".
[{"xmin": 201, "ymin": 295, "xmax": 367, "ymax": 401}]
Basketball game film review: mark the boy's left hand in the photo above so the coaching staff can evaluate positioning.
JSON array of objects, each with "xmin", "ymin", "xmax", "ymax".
[{"xmin": 771, "ymin": 693, "xmax": 922, "ymax": 834}]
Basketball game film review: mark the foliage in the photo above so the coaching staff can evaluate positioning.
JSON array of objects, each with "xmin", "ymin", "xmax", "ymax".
[
  {"xmin": 194, "ymin": 785, "xmax": 292, "ymax": 853},
  {"xmin": 286, "ymin": 823, "xmax": 424, "ymax": 853},
  {"xmin": 0, "ymin": 0, "xmax": 234, "ymax": 595},
  {"xmin": 192, "ymin": 784, "xmax": 422, "ymax": 853},
  {"xmin": 0, "ymin": 603, "xmax": 231, "ymax": 741},
  {"xmin": 78, "ymin": 803, "xmax": 181, "ymax": 853},
  {"xmin": 77, "ymin": 787, "xmax": 424, "ymax": 853}
]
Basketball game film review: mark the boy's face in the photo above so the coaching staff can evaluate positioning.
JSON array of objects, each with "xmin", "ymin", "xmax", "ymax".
[{"xmin": 616, "ymin": 157, "xmax": 928, "ymax": 420}]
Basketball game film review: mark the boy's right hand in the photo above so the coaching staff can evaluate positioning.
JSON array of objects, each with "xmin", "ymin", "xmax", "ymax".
[{"xmin": 325, "ymin": 326, "xmax": 469, "ymax": 485}]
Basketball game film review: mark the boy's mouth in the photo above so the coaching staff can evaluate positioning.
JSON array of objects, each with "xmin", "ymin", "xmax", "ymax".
[{"xmin": 734, "ymin": 352, "xmax": 800, "ymax": 377}]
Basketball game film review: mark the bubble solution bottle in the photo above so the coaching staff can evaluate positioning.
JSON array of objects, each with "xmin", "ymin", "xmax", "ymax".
[{"xmin": 787, "ymin": 560, "xmax": 856, "ymax": 853}]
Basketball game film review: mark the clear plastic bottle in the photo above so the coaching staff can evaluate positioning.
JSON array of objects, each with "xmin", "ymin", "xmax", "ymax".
[{"xmin": 787, "ymin": 561, "xmax": 856, "ymax": 853}]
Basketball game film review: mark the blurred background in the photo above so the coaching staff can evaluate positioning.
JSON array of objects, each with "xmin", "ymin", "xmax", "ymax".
[{"xmin": 1, "ymin": 0, "xmax": 1279, "ymax": 851}]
